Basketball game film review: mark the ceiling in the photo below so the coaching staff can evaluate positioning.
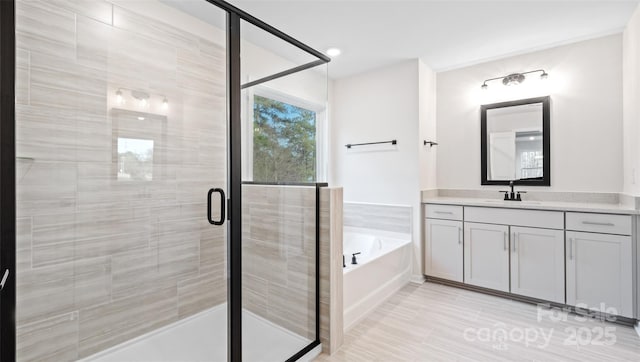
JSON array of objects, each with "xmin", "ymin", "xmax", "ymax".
[{"xmin": 228, "ymin": 0, "xmax": 640, "ymax": 79}]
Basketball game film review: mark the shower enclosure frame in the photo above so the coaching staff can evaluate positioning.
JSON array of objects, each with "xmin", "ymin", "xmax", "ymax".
[{"xmin": 0, "ymin": 0, "xmax": 330, "ymax": 361}]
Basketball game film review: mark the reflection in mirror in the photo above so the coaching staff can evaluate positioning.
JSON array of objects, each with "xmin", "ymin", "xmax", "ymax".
[
  {"xmin": 117, "ymin": 137, "xmax": 154, "ymax": 181},
  {"xmin": 487, "ymin": 103, "xmax": 542, "ymax": 180},
  {"xmin": 481, "ymin": 96, "xmax": 550, "ymax": 186},
  {"xmin": 111, "ymin": 109, "xmax": 167, "ymax": 182}
]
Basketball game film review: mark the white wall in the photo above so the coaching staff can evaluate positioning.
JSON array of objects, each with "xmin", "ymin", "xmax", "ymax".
[
  {"xmin": 419, "ymin": 60, "xmax": 438, "ymax": 191},
  {"xmin": 330, "ymin": 59, "xmax": 436, "ymax": 277},
  {"xmin": 436, "ymin": 34, "xmax": 624, "ymax": 192},
  {"xmin": 623, "ymin": 4, "xmax": 640, "ymax": 196}
]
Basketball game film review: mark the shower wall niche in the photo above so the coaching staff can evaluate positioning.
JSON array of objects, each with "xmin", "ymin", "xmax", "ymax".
[{"xmin": 15, "ymin": 1, "xmax": 227, "ymax": 359}]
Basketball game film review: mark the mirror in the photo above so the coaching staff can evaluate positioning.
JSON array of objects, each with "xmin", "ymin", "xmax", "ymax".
[
  {"xmin": 481, "ymin": 96, "xmax": 550, "ymax": 186},
  {"xmin": 111, "ymin": 108, "xmax": 168, "ymax": 182}
]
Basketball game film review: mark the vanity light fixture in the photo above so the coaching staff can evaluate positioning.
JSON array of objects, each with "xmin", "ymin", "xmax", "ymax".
[
  {"xmin": 131, "ymin": 90, "xmax": 150, "ymax": 108},
  {"xmin": 114, "ymin": 87, "xmax": 169, "ymax": 111},
  {"xmin": 481, "ymin": 69, "xmax": 548, "ymax": 90}
]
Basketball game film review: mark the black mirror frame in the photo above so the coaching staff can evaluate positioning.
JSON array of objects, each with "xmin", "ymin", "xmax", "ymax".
[{"xmin": 481, "ymin": 96, "xmax": 551, "ymax": 186}]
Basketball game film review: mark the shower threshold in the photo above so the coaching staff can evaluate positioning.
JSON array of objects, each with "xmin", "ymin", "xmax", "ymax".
[{"xmin": 80, "ymin": 304, "xmax": 314, "ymax": 362}]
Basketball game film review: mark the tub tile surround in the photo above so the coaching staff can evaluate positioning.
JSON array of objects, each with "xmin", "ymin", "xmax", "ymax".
[
  {"xmin": 344, "ymin": 202, "xmax": 412, "ymax": 234},
  {"xmin": 421, "ymin": 189, "xmax": 640, "ymax": 214}
]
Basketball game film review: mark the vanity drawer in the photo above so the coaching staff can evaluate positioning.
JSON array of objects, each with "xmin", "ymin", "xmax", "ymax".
[
  {"xmin": 425, "ymin": 204, "xmax": 463, "ymax": 221},
  {"xmin": 566, "ymin": 213, "xmax": 632, "ymax": 235},
  {"xmin": 465, "ymin": 207, "xmax": 564, "ymax": 230}
]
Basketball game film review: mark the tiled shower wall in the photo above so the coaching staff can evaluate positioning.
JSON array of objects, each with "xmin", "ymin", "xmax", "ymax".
[
  {"xmin": 15, "ymin": 0, "xmax": 227, "ymax": 360},
  {"xmin": 319, "ymin": 187, "xmax": 343, "ymax": 354},
  {"xmin": 242, "ymin": 185, "xmax": 344, "ymax": 354},
  {"xmin": 242, "ymin": 185, "xmax": 318, "ymax": 340}
]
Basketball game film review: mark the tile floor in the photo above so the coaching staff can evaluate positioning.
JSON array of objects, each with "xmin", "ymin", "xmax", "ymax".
[{"xmin": 315, "ymin": 282, "xmax": 640, "ymax": 361}]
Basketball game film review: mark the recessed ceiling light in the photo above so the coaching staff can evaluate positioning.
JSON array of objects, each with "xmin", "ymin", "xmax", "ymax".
[{"xmin": 326, "ymin": 48, "xmax": 341, "ymax": 57}]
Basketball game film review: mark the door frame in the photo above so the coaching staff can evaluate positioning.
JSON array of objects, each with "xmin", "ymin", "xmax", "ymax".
[{"xmin": 0, "ymin": 1, "xmax": 328, "ymax": 361}]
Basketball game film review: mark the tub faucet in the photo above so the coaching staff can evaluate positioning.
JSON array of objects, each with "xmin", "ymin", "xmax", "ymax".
[{"xmin": 351, "ymin": 252, "xmax": 361, "ymax": 265}]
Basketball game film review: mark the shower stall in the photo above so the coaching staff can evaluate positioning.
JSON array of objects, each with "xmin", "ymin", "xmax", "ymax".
[{"xmin": 0, "ymin": 0, "xmax": 329, "ymax": 361}]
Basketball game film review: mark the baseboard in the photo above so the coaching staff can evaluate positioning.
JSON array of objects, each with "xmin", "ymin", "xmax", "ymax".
[
  {"xmin": 426, "ymin": 277, "xmax": 638, "ymax": 327},
  {"xmin": 410, "ymin": 274, "xmax": 425, "ymax": 285}
]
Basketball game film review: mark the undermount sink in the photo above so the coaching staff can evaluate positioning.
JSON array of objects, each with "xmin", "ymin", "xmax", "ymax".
[{"xmin": 483, "ymin": 199, "xmax": 542, "ymax": 205}]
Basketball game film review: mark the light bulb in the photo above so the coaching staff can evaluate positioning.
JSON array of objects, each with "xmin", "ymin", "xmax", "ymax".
[
  {"xmin": 140, "ymin": 98, "xmax": 147, "ymax": 107},
  {"xmin": 481, "ymin": 83, "xmax": 488, "ymax": 91},
  {"xmin": 326, "ymin": 48, "xmax": 341, "ymax": 57},
  {"xmin": 162, "ymin": 98, "xmax": 168, "ymax": 109},
  {"xmin": 540, "ymin": 72, "xmax": 549, "ymax": 80},
  {"xmin": 116, "ymin": 90, "xmax": 123, "ymax": 104}
]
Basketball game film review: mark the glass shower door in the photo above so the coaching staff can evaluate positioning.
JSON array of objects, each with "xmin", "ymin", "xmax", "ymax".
[
  {"xmin": 14, "ymin": 1, "xmax": 229, "ymax": 360},
  {"xmin": 239, "ymin": 18, "xmax": 329, "ymax": 361}
]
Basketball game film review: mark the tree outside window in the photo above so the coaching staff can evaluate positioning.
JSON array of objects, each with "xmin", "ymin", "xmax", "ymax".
[{"xmin": 252, "ymin": 95, "xmax": 316, "ymax": 182}]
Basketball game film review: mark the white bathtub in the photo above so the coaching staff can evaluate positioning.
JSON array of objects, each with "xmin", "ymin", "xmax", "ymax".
[{"xmin": 343, "ymin": 227, "xmax": 412, "ymax": 331}]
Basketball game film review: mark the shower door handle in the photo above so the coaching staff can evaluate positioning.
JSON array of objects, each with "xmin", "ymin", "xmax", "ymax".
[{"xmin": 207, "ymin": 188, "xmax": 226, "ymax": 226}]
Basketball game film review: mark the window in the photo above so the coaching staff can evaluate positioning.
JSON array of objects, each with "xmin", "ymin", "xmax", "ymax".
[{"xmin": 251, "ymin": 94, "xmax": 319, "ymax": 183}]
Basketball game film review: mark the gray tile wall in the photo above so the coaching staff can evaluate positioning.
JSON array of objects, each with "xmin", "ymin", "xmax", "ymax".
[
  {"xmin": 241, "ymin": 185, "xmax": 318, "ymax": 340},
  {"xmin": 319, "ymin": 187, "xmax": 344, "ymax": 354},
  {"xmin": 15, "ymin": 1, "xmax": 227, "ymax": 359},
  {"xmin": 343, "ymin": 202, "xmax": 412, "ymax": 234}
]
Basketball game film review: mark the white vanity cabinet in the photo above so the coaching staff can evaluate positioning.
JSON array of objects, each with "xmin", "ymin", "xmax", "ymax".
[
  {"xmin": 424, "ymin": 219, "xmax": 463, "ymax": 282},
  {"xmin": 423, "ymin": 201, "xmax": 637, "ymax": 319},
  {"xmin": 424, "ymin": 205, "xmax": 463, "ymax": 282},
  {"xmin": 510, "ymin": 226, "xmax": 565, "ymax": 303},
  {"xmin": 565, "ymin": 212, "xmax": 633, "ymax": 318},
  {"xmin": 464, "ymin": 222, "xmax": 510, "ymax": 292},
  {"xmin": 464, "ymin": 207, "xmax": 564, "ymax": 296}
]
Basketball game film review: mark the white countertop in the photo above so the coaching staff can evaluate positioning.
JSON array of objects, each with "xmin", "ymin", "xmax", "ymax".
[{"xmin": 422, "ymin": 197, "xmax": 639, "ymax": 215}]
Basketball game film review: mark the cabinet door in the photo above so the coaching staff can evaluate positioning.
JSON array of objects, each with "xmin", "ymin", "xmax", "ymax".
[
  {"xmin": 425, "ymin": 219, "xmax": 463, "ymax": 282},
  {"xmin": 510, "ymin": 227, "xmax": 565, "ymax": 303},
  {"xmin": 464, "ymin": 222, "xmax": 510, "ymax": 292},
  {"xmin": 566, "ymin": 231, "xmax": 633, "ymax": 318}
]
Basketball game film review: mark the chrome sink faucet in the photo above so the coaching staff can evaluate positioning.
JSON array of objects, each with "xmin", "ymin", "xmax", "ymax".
[{"xmin": 500, "ymin": 180, "xmax": 526, "ymax": 201}]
